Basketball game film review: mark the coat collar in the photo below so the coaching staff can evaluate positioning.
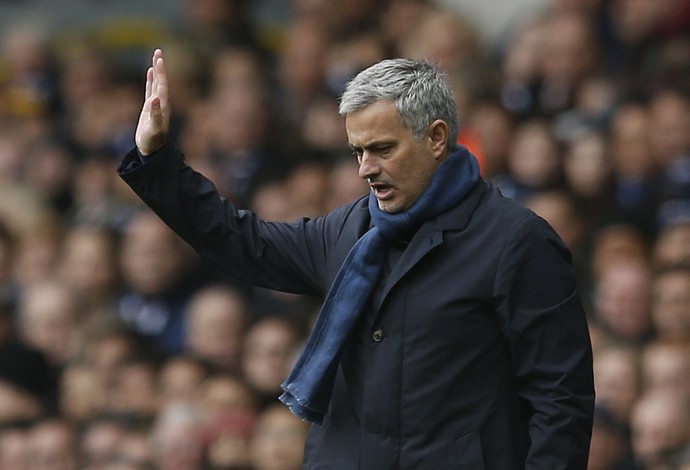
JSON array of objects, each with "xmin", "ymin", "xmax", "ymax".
[{"xmin": 372, "ymin": 179, "xmax": 488, "ymax": 315}]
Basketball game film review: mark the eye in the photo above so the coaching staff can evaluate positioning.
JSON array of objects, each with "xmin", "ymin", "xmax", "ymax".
[
  {"xmin": 375, "ymin": 145, "xmax": 392, "ymax": 156},
  {"xmin": 351, "ymin": 148, "xmax": 363, "ymax": 163}
]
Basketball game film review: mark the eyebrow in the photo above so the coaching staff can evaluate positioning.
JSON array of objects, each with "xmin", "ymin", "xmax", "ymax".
[{"xmin": 348, "ymin": 140, "xmax": 396, "ymax": 152}]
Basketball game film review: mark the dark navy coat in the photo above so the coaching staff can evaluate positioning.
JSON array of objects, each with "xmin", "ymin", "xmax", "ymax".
[{"xmin": 120, "ymin": 143, "xmax": 594, "ymax": 469}]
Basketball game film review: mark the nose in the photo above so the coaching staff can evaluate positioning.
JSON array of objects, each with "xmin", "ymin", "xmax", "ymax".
[{"xmin": 358, "ymin": 151, "xmax": 380, "ymax": 180}]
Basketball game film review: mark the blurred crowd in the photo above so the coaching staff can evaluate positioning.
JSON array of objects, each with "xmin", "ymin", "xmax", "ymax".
[{"xmin": 0, "ymin": 0, "xmax": 689, "ymax": 469}]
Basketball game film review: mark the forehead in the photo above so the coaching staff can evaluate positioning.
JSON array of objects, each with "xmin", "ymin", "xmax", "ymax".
[{"xmin": 344, "ymin": 100, "xmax": 408, "ymax": 144}]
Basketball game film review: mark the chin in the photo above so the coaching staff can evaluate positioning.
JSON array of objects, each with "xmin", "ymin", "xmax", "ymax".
[{"xmin": 378, "ymin": 201, "xmax": 404, "ymax": 214}]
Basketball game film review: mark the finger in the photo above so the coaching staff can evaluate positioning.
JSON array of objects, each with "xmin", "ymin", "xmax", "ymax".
[
  {"xmin": 154, "ymin": 56, "xmax": 169, "ymax": 112},
  {"xmin": 144, "ymin": 66, "xmax": 153, "ymax": 103},
  {"xmin": 150, "ymin": 49, "xmax": 161, "ymax": 93}
]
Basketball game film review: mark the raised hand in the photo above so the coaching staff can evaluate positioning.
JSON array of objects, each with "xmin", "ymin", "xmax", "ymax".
[{"xmin": 135, "ymin": 49, "xmax": 170, "ymax": 156}]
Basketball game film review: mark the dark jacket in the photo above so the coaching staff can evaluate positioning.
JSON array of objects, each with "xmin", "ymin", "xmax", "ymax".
[{"xmin": 119, "ymin": 143, "xmax": 594, "ymax": 469}]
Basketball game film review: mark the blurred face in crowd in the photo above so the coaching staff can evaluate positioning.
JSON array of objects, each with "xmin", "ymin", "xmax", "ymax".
[
  {"xmin": 611, "ymin": 0, "xmax": 680, "ymax": 43},
  {"xmin": 242, "ymin": 318, "xmax": 298, "ymax": 396},
  {"xmin": 0, "ymin": 428, "xmax": 29, "ymax": 470},
  {"xmin": 648, "ymin": 90, "xmax": 690, "ymax": 165},
  {"xmin": 120, "ymin": 212, "xmax": 189, "ymax": 296},
  {"xmin": 631, "ymin": 392, "xmax": 690, "ymax": 468},
  {"xmin": 278, "ymin": 20, "xmax": 328, "ymax": 99},
  {"xmin": 326, "ymin": 158, "xmax": 370, "ymax": 211},
  {"xmin": 590, "ymin": 224, "xmax": 648, "ymax": 279},
  {"xmin": 467, "ymin": 102, "xmax": 514, "ymax": 179},
  {"xmin": 653, "ymin": 222, "xmax": 690, "ymax": 268},
  {"xmin": 593, "ymin": 346, "xmax": 640, "ymax": 423},
  {"xmin": 80, "ymin": 419, "xmax": 126, "ymax": 469},
  {"xmin": 540, "ymin": 11, "xmax": 596, "ymax": 86},
  {"xmin": 186, "ymin": 286, "xmax": 248, "ymax": 373},
  {"xmin": 157, "ymin": 356, "xmax": 208, "ymax": 409},
  {"xmin": 502, "ymin": 19, "xmax": 545, "ymax": 83},
  {"xmin": 199, "ymin": 375, "xmax": 256, "ymax": 418},
  {"xmin": 563, "ymin": 131, "xmax": 611, "ymax": 199},
  {"xmin": 507, "ymin": 120, "xmax": 560, "ymax": 188},
  {"xmin": 651, "ymin": 269, "xmax": 690, "ymax": 341},
  {"xmin": 205, "ymin": 408, "xmax": 255, "ymax": 469},
  {"xmin": 87, "ymin": 332, "xmax": 137, "ymax": 386},
  {"xmin": 114, "ymin": 430, "xmax": 153, "ymax": 469},
  {"xmin": 19, "ymin": 281, "xmax": 79, "ymax": 365},
  {"xmin": 26, "ymin": 420, "xmax": 78, "ymax": 470},
  {"xmin": 400, "ymin": 10, "xmax": 479, "ymax": 73},
  {"xmin": 594, "ymin": 260, "xmax": 652, "ymax": 342},
  {"xmin": 58, "ymin": 226, "xmax": 119, "ymax": 305},
  {"xmin": 59, "ymin": 363, "xmax": 105, "ymax": 424},
  {"xmin": 250, "ymin": 404, "xmax": 309, "ymax": 470},
  {"xmin": 609, "ymin": 104, "xmax": 654, "ymax": 180},
  {"xmin": 106, "ymin": 360, "xmax": 158, "ymax": 418},
  {"xmin": 152, "ymin": 404, "xmax": 206, "ymax": 470},
  {"xmin": 641, "ymin": 342, "xmax": 690, "ymax": 399},
  {"xmin": 346, "ymin": 100, "xmax": 447, "ymax": 213}
]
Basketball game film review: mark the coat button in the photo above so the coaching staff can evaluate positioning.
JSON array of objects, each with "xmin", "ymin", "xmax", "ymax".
[{"xmin": 372, "ymin": 328, "xmax": 384, "ymax": 342}]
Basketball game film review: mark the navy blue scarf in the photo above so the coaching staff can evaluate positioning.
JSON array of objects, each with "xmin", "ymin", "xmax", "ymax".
[{"xmin": 280, "ymin": 146, "xmax": 480, "ymax": 423}]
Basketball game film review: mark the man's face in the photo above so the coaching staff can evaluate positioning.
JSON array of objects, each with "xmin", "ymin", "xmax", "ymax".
[{"xmin": 346, "ymin": 100, "xmax": 443, "ymax": 213}]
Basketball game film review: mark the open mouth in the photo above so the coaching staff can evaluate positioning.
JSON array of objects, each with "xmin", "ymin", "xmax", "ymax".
[{"xmin": 371, "ymin": 183, "xmax": 394, "ymax": 200}]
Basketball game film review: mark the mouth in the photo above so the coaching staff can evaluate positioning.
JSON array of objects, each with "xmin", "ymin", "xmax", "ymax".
[{"xmin": 370, "ymin": 182, "xmax": 395, "ymax": 200}]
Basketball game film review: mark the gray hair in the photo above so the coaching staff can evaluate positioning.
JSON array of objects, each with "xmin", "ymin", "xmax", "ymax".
[{"xmin": 339, "ymin": 58, "xmax": 459, "ymax": 150}]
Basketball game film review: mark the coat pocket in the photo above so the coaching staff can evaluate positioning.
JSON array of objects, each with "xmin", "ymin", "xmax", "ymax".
[{"xmin": 455, "ymin": 430, "xmax": 485, "ymax": 469}]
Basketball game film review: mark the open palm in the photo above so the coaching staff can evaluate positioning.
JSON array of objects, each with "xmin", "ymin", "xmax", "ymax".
[{"xmin": 135, "ymin": 49, "xmax": 170, "ymax": 156}]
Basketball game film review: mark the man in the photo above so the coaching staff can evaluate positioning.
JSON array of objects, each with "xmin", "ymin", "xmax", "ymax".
[{"xmin": 120, "ymin": 49, "xmax": 594, "ymax": 468}]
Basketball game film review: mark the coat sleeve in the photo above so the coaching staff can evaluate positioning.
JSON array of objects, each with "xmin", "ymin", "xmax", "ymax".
[
  {"xmin": 493, "ymin": 213, "xmax": 594, "ymax": 470},
  {"xmin": 118, "ymin": 142, "xmax": 348, "ymax": 296}
]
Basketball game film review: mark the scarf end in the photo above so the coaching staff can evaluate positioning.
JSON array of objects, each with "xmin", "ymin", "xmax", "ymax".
[{"xmin": 279, "ymin": 389, "xmax": 325, "ymax": 424}]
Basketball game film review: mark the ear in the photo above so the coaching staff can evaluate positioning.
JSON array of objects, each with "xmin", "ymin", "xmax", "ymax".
[{"xmin": 427, "ymin": 120, "xmax": 449, "ymax": 159}]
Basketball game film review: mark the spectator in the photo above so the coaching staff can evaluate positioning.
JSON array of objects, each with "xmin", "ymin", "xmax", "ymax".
[
  {"xmin": 117, "ymin": 210, "xmax": 199, "ymax": 355},
  {"xmin": 150, "ymin": 402, "xmax": 206, "ymax": 470},
  {"xmin": 639, "ymin": 340, "xmax": 690, "ymax": 399},
  {"xmin": 629, "ymin": 390, "xmax": 690, "ymax": 469},
  {"xmin": 650, "ymin": 264, "xmax": 690, "ymax": 341},
  {"xmin": 203, "ymin": 407, "xmax": 255, "ymax": 470},
  {"xmin": 157, "ymin": 355, "xmax": 211, "ymax": 409},
  {"xmin": 593, "ymin": 343, "xmax": 641, "ymax": 426},
  {"xmin": 0, "ymin": 427, "xmax": 29, "ymax": 470},
  {"xmin": 17, "ymin": 279, "xmax": 82, "ymax": 367},
  {"xmin": 104, "ymin": 355, "xmax": 158, "ymax": 422},
  {"xmin": 607, "ymin": 102, "xmax": 658, "ymax": 234},
  {"xmin": 592, "ymin": 258, "xmax": 654, "ymax": 344},
  {"xmin": 653, "ymin": 220, "xmax": 690, "ymax": 268},
  {"xmin": 56, "ymin": 224, "xmax": 122, "ymax": 324},
  {"xmin": 110, "ymin": 428, "xmax": 153, "ymax": 470},
  {"xmin": 59, "ymin": 362, "xmax": 105, "ymax": 426},
  {"xmin": 69, "ymin": 151, "xmax": 135, "ymax": 231},
  {"xmin": 26, "ymin": 418, "xmax": 79, "ymax": 470},
  {"xmin": 80, "ymin": 415, "xmax": 128, "ymax": 470},
  {"xmin": 562, "ymin": 130, "xmax": 615, "ymax": 225},
  {"xmin": 493, "ymin": 118, "xmax": 563, "ymax": 202},
  {"xmin": 249, "ymin": 403, "xmax": 309, "ymax": 470},
  {"xmin": 198, "ymin": 374, "xmax": 257, "ymax": 419},
  {"xmin": 241, "ymin": 316, "xmax": 300, "ymax": 410},
  {"xmin": 184, "ymin": 284, "xmax": 249, "ymax": 375}
]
